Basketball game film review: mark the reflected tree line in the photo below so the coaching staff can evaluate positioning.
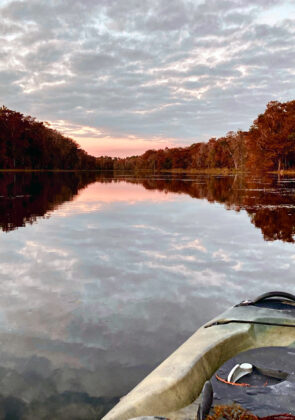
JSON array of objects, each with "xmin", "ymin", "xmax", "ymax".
[
  {"xmin": 139, "ymin": 175, "xmax": 295, "ymax": 242},
  {"xmin": 1, "ymin": 172, "xmax": 295, "ymax": 243},
  {"xmin": 0, "ymin": 171, "xmax": 100, "ymax": 232}
]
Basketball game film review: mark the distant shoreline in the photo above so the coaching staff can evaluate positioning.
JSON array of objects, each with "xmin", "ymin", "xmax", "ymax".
[
  {"xmin": 1, "ymin": 168, "xmax": 295, "ymax": 175},
  {"xmin": 0, "ymin": 169, "xmax": 104, "ymax": 172},
  {"xmin": 161, "ymin": 168, "xmax": 295, "ymax": 175}
]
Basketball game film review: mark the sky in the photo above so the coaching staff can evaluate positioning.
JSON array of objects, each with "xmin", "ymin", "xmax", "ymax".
[{"xmin": 1, "ymin": 0, "xmax": 295, "ymax": 157}]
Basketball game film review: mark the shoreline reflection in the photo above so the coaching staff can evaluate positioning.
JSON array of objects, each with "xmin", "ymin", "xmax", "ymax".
[
  {"xmin": 0, "ymin": 172, "xmax": 100, "ymax": 232},
  {"xmin": 2, "ymin": 172, "xmax": 294, "ymax": 242}
]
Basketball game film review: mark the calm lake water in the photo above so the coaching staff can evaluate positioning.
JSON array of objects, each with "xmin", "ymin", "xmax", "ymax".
[{"xmin": 0, "ymin": 171, "xmax": 295, "ymax": 419}]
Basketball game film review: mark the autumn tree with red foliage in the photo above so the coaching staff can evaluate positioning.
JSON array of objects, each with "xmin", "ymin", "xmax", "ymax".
[
  {"xmin": 0, "ymin": 106, "xmax": 99, "ymax": 170},
  {"xmin": 246, "ymin": 101, "xmax": 295, "ymax": 172}
]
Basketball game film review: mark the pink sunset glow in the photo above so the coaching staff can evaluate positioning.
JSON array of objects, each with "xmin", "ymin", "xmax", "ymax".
[
  {"xmin": 49, "ymin": 120, "xmax": 181, "ymax": 157},
  {"xmin": 75, "ymin": 181, "xmax": 176, "ymax": 204},
  {"xmin": 79, "ymin": 136, "xmax": 178, "ymax": 157},
  {"xmin": 56, "ymin": 181, "xmax": 179, "ymax": 218}
]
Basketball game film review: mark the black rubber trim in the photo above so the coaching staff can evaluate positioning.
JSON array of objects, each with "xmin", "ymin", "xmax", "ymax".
[
  {"xmin": 236, "ymin": 291, "xmax": 295, "ymax": 307},
  {"xmin": 253, "ymin": 291, "xmax": 295, "ymax": 303},
  {"xmin": 205, "ymin": 319, "xmax": 295, "ymax": 328}
]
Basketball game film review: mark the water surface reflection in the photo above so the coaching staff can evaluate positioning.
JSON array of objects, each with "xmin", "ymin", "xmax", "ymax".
[
  {"xmin": 1, "ymin": 172, "xmax": 295, "ymax": 243},
  {"xmin": 0, "ymin": 172, "xmax": 295, "ymax": 418}
]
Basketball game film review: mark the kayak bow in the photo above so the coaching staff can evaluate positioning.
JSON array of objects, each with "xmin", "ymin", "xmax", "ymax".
[{"xmin": 102, "ymin": 291, "xmax": 295, "ymax": 420}]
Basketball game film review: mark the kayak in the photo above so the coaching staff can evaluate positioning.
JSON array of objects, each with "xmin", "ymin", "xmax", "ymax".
[{"xmin": 102, "ymin": 292, "xmax": 295, "ymax": 420}]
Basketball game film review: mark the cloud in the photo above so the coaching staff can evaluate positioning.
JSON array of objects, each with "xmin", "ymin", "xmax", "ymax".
[
  {"xmin": 173, "ymin": 238, "xmax": 207, "ymax": 253},
  {"xmin": 213, "ymin": 248, "xmax": 231, "ymax": 262},
  {"xmin": 1, "ymin": 0, "xmax": 295, "ymax": 155}
]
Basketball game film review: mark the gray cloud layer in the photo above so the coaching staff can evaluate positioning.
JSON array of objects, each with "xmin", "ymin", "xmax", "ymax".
[{"xmin": 0, "ymin": 0, "xmax": 295, "ymax": 147}]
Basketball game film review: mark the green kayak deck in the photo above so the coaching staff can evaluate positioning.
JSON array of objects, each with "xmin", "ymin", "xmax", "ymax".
[{"xmin": 102, "ymin": 292, "xmax": 295, "ymax": 420}]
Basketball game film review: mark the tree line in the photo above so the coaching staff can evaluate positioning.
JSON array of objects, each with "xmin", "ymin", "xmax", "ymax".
[
  {"xmin": 0, "ymin": 106, "xmax": 98, "ymax": 169},
  {"xmin": 1, "ymin": 100, "xmax": 295, "ymax": 171},
  {"xmin": 107, "ymin": 100, "xmax": 295, "ymax": 172}
]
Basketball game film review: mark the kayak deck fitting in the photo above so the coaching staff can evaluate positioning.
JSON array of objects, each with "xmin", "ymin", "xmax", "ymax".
[{"xmin": 102, "ymin": 292, "xmax": 295, "ymax": 420}]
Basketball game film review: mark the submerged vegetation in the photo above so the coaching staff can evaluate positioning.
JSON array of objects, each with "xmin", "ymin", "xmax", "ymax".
[{"xmin": 1, "ymin": 100, "xmax": 295, "ymax": 172}]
